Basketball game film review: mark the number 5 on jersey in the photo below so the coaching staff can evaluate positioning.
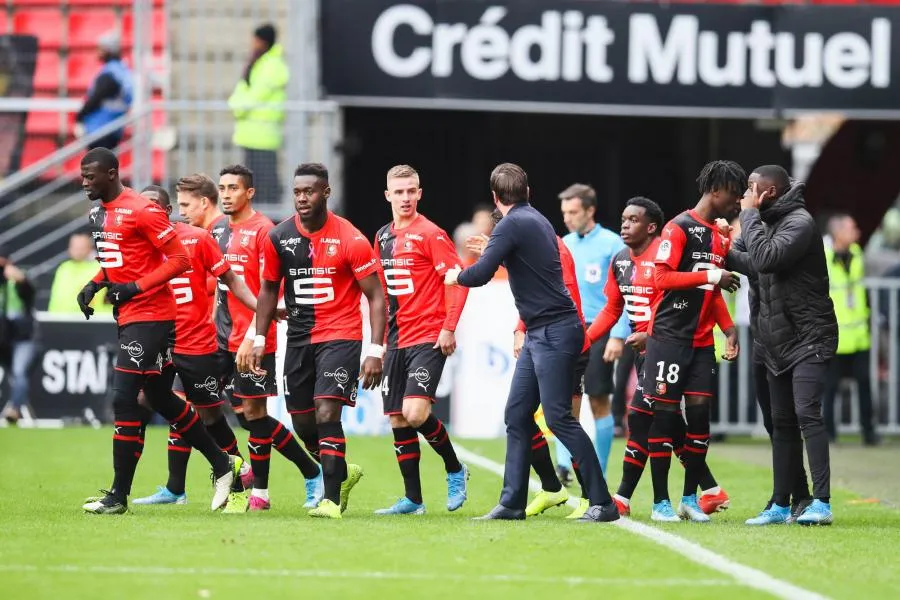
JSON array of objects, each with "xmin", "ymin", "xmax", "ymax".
[
  {"xmin": 383, "ymin": 268, "xmax": 414, "ymax": 296},
  {"xmin": 294, "ymin": 277, "xmax": 335, "ymax": 305}
]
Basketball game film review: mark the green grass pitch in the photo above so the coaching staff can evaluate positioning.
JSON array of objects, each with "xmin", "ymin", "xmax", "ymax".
[{"xmin": 0, "ymin": 428, "xmax": 898, "ymax": 599}]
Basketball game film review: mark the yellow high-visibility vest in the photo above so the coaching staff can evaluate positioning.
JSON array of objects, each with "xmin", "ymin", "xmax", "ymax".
[{"xmin": 825, "ymin": 244, "xmax": 870, "ymax": 354}]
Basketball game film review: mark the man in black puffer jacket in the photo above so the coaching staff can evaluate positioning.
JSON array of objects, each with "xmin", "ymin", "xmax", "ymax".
[
  {"xmin": 726, "ymin": 226, "xmax": 812, "ymax": 521},
  {"xmin": 733, "ymin": 165, "xmax": 837, "ymax": 527}
]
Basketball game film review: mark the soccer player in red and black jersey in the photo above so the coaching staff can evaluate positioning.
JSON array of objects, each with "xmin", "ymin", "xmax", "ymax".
[
  {"xmin": 585, "ymin": 197, "xmax": 734, "ymax": 519},
  {"xmin": 131, "ymin": 185, "xmax": 258, "ymax": 505},
  {"xmin": 76, "ymin": 148, "xmax": 240, "ymax": 515},
  {"xmin": 640, "ymin": 161, "xmax": 744, "ymax": 522},
  {"xmin": 211, "ymin": 165, "xmax": 322, "ymax": 513},
  {"xmin": 249, "ymin": 162, "xmax": 386, "ymax": 520},
  {"xmin": 372, "ymin": 165, "xmax": 470, "ymax": 516}
]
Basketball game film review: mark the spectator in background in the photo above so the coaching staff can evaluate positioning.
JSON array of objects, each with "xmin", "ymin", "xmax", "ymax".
[
  {"xmin": 454, "ymin": 222, "xmax": 480, "ymax": 268},
  {"xmin": 48, "ymin": 232, "xmax": 112, "ymax": 316},
  {"xmin": 228, "ymin": 23, "xmax": 289, "ymax": 204},
  {"xmin": 822, "ymin": 214, "xmax": 878, "ymax": 446},
  {"xmin": 74, "ymin": 32, "xmax": 133, "ymax": 150},
  {"xmin": 0, "ymin": 246, "xmax": 37, "ymax": 424},
  {"xmin": 472, "ymin": 204, "xmax": 495, "ymax": 237}
]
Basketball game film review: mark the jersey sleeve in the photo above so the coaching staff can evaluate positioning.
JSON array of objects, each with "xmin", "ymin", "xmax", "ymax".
[
  {"xmin": 200, "ymin": 232, "xmax": 230, "ymax": 278},
  {"xmin": 655, "ymin": 223, "xmax": 687, "ymax": 270},
  {"xmin": 346, "ymin": 230, "xmax": 380, "ymax": 281},
  {"xmin": 586, "ymin": 263, "xmax": 626, "ymax": 343},
  {"xmin": 427, "ymin": 229, "xmax": 461, "ymax": 277},
  {"xmin": 137, "ymin": 204, "xmax": 177, "ymax": 248},
  {"xmin": 261, "ymin": 234, "xmax": 283, "ymax": 282}
]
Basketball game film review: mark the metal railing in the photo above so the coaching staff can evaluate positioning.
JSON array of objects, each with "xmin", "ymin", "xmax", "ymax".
[{"xmin": 713, "ymin": 277, "xmax": 900, "ymax": 436}]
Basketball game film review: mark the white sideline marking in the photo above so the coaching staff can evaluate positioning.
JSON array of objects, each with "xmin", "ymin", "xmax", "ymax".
[
  {"xmin": 0, "ymin": 564, "xmax": 729, "ymax": 587},
  {"xmin": 455, "ymin": 445, "xmax": 829, "ymax": 600}
]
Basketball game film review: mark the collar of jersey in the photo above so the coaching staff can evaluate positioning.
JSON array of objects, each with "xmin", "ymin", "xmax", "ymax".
[{"xmin": 294, "ymin": 211, "xmax": 333, "ymax": 237}]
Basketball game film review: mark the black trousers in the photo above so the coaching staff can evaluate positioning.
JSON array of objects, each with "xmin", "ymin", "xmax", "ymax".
[
  {"xmin": 821, "ymin": 350, "xmax": 875, "ymax": 439},
  {"xmin": 612, "ymin": 343, "xmax": 635, "ymax": 428},
  {"xmin": 500, "ymin": 316, "xmax": 611, "ymax": 509},
  {"xmin": 767, "ymin": 356, "xmax": 830, "ymax": 503}
]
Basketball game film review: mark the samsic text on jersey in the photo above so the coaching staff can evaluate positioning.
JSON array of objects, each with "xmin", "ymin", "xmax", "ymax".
[
  {"xmin": 606, "ymin": 238, "xmax": 661, "ymax": 335},
  {"xmin": 649, "ymin": 210, "xmax": 730, "ymax": 347},
  {"xmin": 262, "ymin": 212, "xmax": 379, "ymax": 346},
  {"xmin": 87, "ymin": 189, "xmax": 177, "ymax": 325},
  {"xmin": 171, "ymin": 222, "xmax": 230, "ymax": 355},
  {"xmin": 375, "ymin": 215, "xmax": 465, "ymax": 349},
  {"xmin": 213, "ymin": 212, "xmax": 277, "ymax": 353}
]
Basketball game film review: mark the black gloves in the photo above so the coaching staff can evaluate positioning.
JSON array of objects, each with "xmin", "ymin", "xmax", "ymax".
[
  {"xmin": 76, "ymin": 281, "xmax": 105, "ymax": 320},
  {"xmin": 106, "ymin": 281, "xmax": 141, "ymax": 307}
]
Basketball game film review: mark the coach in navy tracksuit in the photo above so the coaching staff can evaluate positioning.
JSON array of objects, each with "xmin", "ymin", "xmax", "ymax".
[{"xmin": 444, "ymin": 163, "xmax": 618, "ymax": 522}]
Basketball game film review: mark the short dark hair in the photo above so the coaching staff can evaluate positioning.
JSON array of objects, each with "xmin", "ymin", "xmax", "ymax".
[
  {"xmin": 558, "ymin": 183, "xmax": 596, "ymax": 210},
  {"xmin": 141, "ymin": 184, "xmax": 170, "ymax": 207},
  {"xmin": 753, "ymin": 164, "xmax": 791, "ymax": 196},
  {"xmin": 490, "ymin": 163, "xmax": 529, "ymax": 206},
  {"xmin": 219, "ymin": 164, "xmax": 254, "ymax": 189},
  {"xmin": 625, "ymin": 196, "xmax": 665, "ymax": 233},
  {"xmin": 294, "ymin": 162, "xmax": 329, "ymax": 183},
  {"xmin": 81, "ymin": 147, "xmax": 118, "ymax": 171},
  {"xmin": 696, "ymin": 160, "xmax": 747, "ymax": 197}
]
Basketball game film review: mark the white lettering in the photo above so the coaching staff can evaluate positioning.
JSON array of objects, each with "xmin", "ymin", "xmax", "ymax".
[
  {"xmin": 384, "ymin": 268, "xmax": 415, "ymax": 296},
  {"xmin": 42, "ymin": 351, "xmax": 65, "ymax": 394},
  {"xmin": 289, "ymin": 267, "xmax": 337, "ymax": 276},
  {"xmin": 629, "ymin": 14, "xmax": 697, "ymax": 85},
  {"xmin": 372, "ymin": 4, "xmax": 434, "ymax": 77},
  {"xmin": 381, "ymin": 258, "xmax": 415, "ymax": 267},
  {"xmin": 96, "ymin": 241, "xmax": 123, "ymax": 268},
  {"xmin": 293, "ymin": 277, "xmax": 335, "ymax": 305}
]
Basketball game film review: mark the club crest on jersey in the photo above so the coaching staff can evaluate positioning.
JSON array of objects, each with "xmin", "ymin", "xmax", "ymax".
[
  {"xmin": 585, "ymin": 263, "xmax": 601, "ymax": 284},
  {"xmin": 241, "ymin": 234, "xmax": 250, "ymax": 247},
  {"xmin": 644, "ymin": 267, "xmax": 653, "ymax": 280},
  {"xmin": 656, "ymin": 382, "xmax": 667, "ymax": 395},
  {"xmin": 327, "ymin": 245, "xmax": 337, "ymax": 257},
  {"xmin": 656, "ymin": 240, "xmax": 672, "ymax": 260},
  {"xmin": 403, "ymin": 240, "xmax": 413, "ymax": 251},
  {"xmin": 115, "ymin": 213, "xmax": 124, "ymax": 226}
]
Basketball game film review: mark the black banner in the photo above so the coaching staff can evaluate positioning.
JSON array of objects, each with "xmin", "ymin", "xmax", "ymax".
[
  {"xmin": 0, "ymin": 316, "xmax": 117, "ymax": 421},
  {"xmin": 321, "ymin": 1, "xmax": 899, "ymax": 116}
]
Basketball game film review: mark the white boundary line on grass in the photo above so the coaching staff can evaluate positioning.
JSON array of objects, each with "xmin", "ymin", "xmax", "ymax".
[
  {"xmin": 0, "ymin": 565, "xmax": 730, "ymax": 587},
  {"xmin": 455, "ymin": 445, "xmax": 829, "ymax": 600}
]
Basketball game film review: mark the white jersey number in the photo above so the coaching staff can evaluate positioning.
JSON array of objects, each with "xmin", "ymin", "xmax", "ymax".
[
  {"xmin": 171, "ymin": 277, "xmax": 193, "ymax": 305},
  {"xmin": 623, "ymin": 294, "xmax": 652, "ymax": 323},
  {"xmin": 96, "ymin": 241, "xmax": 123, "ymax": 269},
  {"xmin": 293, "ymin": 277, "xmax": 335, "ymax": 305},
  {"xmin": 691, "ymin": 262, "xmax": 717, "ymax": 291},
  {"xmin": 383, "ymin": 268, "xmax": 414, "ymax": 296}
]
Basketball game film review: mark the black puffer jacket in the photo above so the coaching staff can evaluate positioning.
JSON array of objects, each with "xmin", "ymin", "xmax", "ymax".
[
  {"xmin": 726, "ymin": 237, "xmax": 765, "ymax": 366},
  {"xmin": 733, "ymin": 183, "xmax": 838, "ymax": 375}
]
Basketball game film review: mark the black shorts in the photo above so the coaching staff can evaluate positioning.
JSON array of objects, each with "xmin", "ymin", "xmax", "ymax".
[
  {"xmin": 641, "ymin": 337, "xmax": 716, "ymax": 408},
  {"xmin": 572, "ymin": 350, "xmax": 590, "ymax": 397},
  {"xmin": 284, "ymin": 341, "xmax": 362, "ymax": 414},
  {"xmin": 382, "ymin": 343, "xmax": 447, "ymax": 415},
  {"xmin": 115, "ymin": 321, "xmax": 174, "ymax": 376},
  {"xmin": 583, "ymin": 332, "xmax": 615, "ymax": 396},
  {"xmin": 232, "ymin": 352, "xmax": 277, "ymax": 400},
  {"xmin": 172, "ymin": 352, "xmax": 223, "ymax": 407},
  {"xmin": 628, "ymin": 352, "xmax": 656, "ymax": 414}
]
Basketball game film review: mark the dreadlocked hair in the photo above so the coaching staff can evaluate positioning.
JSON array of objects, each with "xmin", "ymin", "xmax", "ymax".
[{"xmin": 696, "ymin": 160, "xmax": 747, "ymax": 197}]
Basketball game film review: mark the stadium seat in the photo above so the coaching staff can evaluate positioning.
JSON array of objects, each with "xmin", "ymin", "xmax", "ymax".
[
  {"xmin": 68, "ymin": 10, "xmax": 119, "ymax": 50},
  {"xmin": 69, "ymin": 0, "xmax": 164, "ymax": 6},
  {"xmin": 13, "ymin": 10, "xmax": 65, "ymax": 49},
  {"xmin": 20, "ymin": 137, "xmax": 59, "ymax": 171},
  {"xmin": 26, "ymin": 111, "xmax": 63, "ymax": 136},
  {"xmin": 11, "ymin": 0, "xmax": 61, "ymax": 6},
  {"xmin": 67, "ymin": 51, "xmax": 102, "ymax": 93},
  {"xmin": 122, "ymin": 10, "xmax": 167, "ymax": 50},
  {"xmin": 0, "ymin": 11, "xmax": 7, "ymax": 34},
  {"xmin": 33, "ymin": 50, "xmax": 63, "ymax": 93}
]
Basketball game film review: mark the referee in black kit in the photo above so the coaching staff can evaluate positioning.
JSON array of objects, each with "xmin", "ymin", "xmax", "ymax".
[{"xmin": 444, "ymin": 163, "xmax": 618, "ymax": 522}]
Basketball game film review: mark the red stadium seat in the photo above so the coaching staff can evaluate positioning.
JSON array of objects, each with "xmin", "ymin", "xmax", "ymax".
[
  {"xmin": 13, "ymin": 10, "xmax": 65, "ymax": 49},
  {"xmin": 10, "ymin": 0, "xmax": 61, "ymax": 6},
  {"xmin": 33, "ymin": 50, "xmax": 63, "ymax": 93},
  {"xmin": 122, "ymin": 10, "xmax": 167, "ymax": 50},
  {"xmin": 25, "ymin": 111, "xmax": 63, "ymax": 136},
  {"xmin": 68, "ymin": 10, "xmax": 119, "ymax": 50},
  {"xmin": 0, "ymin": 11, "xmax": 7, "ymax": 34},
  {"xmin": 67, "ymin": 51, "xmax": 102, "ymax": 93},
  {"xmin": 69, "ymin": 0, "xmax": 163, "ymax": 6},
  {"xmin": 20, "ymin": 137, "xmax": 59, "ymax": 170}
]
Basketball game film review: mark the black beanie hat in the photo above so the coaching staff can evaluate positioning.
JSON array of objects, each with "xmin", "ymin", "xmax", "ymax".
[{"xmin": 254, "ymin": 23, "xmax": 277, "ymax": 48}]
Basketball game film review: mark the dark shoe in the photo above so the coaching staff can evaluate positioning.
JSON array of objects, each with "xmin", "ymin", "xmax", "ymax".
[
  {"xmin": 472, "ymin": 504, "xmax": 525, "ymax": 521},
  {"xmin": 788, "ymin": 496, "xmax": 814, "ymax": 524},
  {"xmin": 862, "ymin": 431, "xmax": 881, "ymax": 447},
  {"xmin": 556, "ymin": 466, "xmax": 573, "ymax": 488},
  {"xmin": 577, "ymin": 502, "xmax": 620, "ymax": 523}
]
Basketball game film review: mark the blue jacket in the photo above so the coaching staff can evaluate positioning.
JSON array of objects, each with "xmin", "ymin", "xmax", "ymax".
[
  {"xmin": 82, "ymin": 60, "xmax": 133, "ymax": 134},
  {"xmin": 563, "ymin": 225, "xmax": 630, "ymax": 339}
]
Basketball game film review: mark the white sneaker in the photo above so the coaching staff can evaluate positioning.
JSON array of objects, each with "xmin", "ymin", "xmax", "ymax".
[
  {"xmin": 211, "ymin": 455, "xmax": 241, "ymax": 510},
  {"xmin": 677, "ymin": 495, "xmax": 711, "ymax": 522}
]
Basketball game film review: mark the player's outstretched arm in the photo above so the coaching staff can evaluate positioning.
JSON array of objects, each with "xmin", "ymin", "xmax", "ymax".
[
  {"xmin": 221, "ymin": 270, "xmax": 257, "ymax": 313},
  {"xmin": 359, "ymin": 273, "xmax": 386, "ymax": 390}
]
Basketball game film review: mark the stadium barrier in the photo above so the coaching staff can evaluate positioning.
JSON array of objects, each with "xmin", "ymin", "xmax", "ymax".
[{"xmin": 4, "ymin": 278, "xmax": 900, "ymax": 437}]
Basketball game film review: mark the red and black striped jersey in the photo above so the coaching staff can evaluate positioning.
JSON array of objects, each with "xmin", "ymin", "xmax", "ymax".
[
  {"xmin": 87, "ymin": 188, "xmax": 177, "ymax": 325},
  {"xmin": 211, "ymin": 212, "xmax": 277, "ymax": 353},
  {"xmin": 649, "ymin": 210, "xmax": 731, "ymax": 348},
  {"xmin": 375, "ymin": 214, "xmax": 468, "ymax": 349},
  {"xmin": 262, "ymin": 211, "xmax": 379, "ymax": 347}
]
